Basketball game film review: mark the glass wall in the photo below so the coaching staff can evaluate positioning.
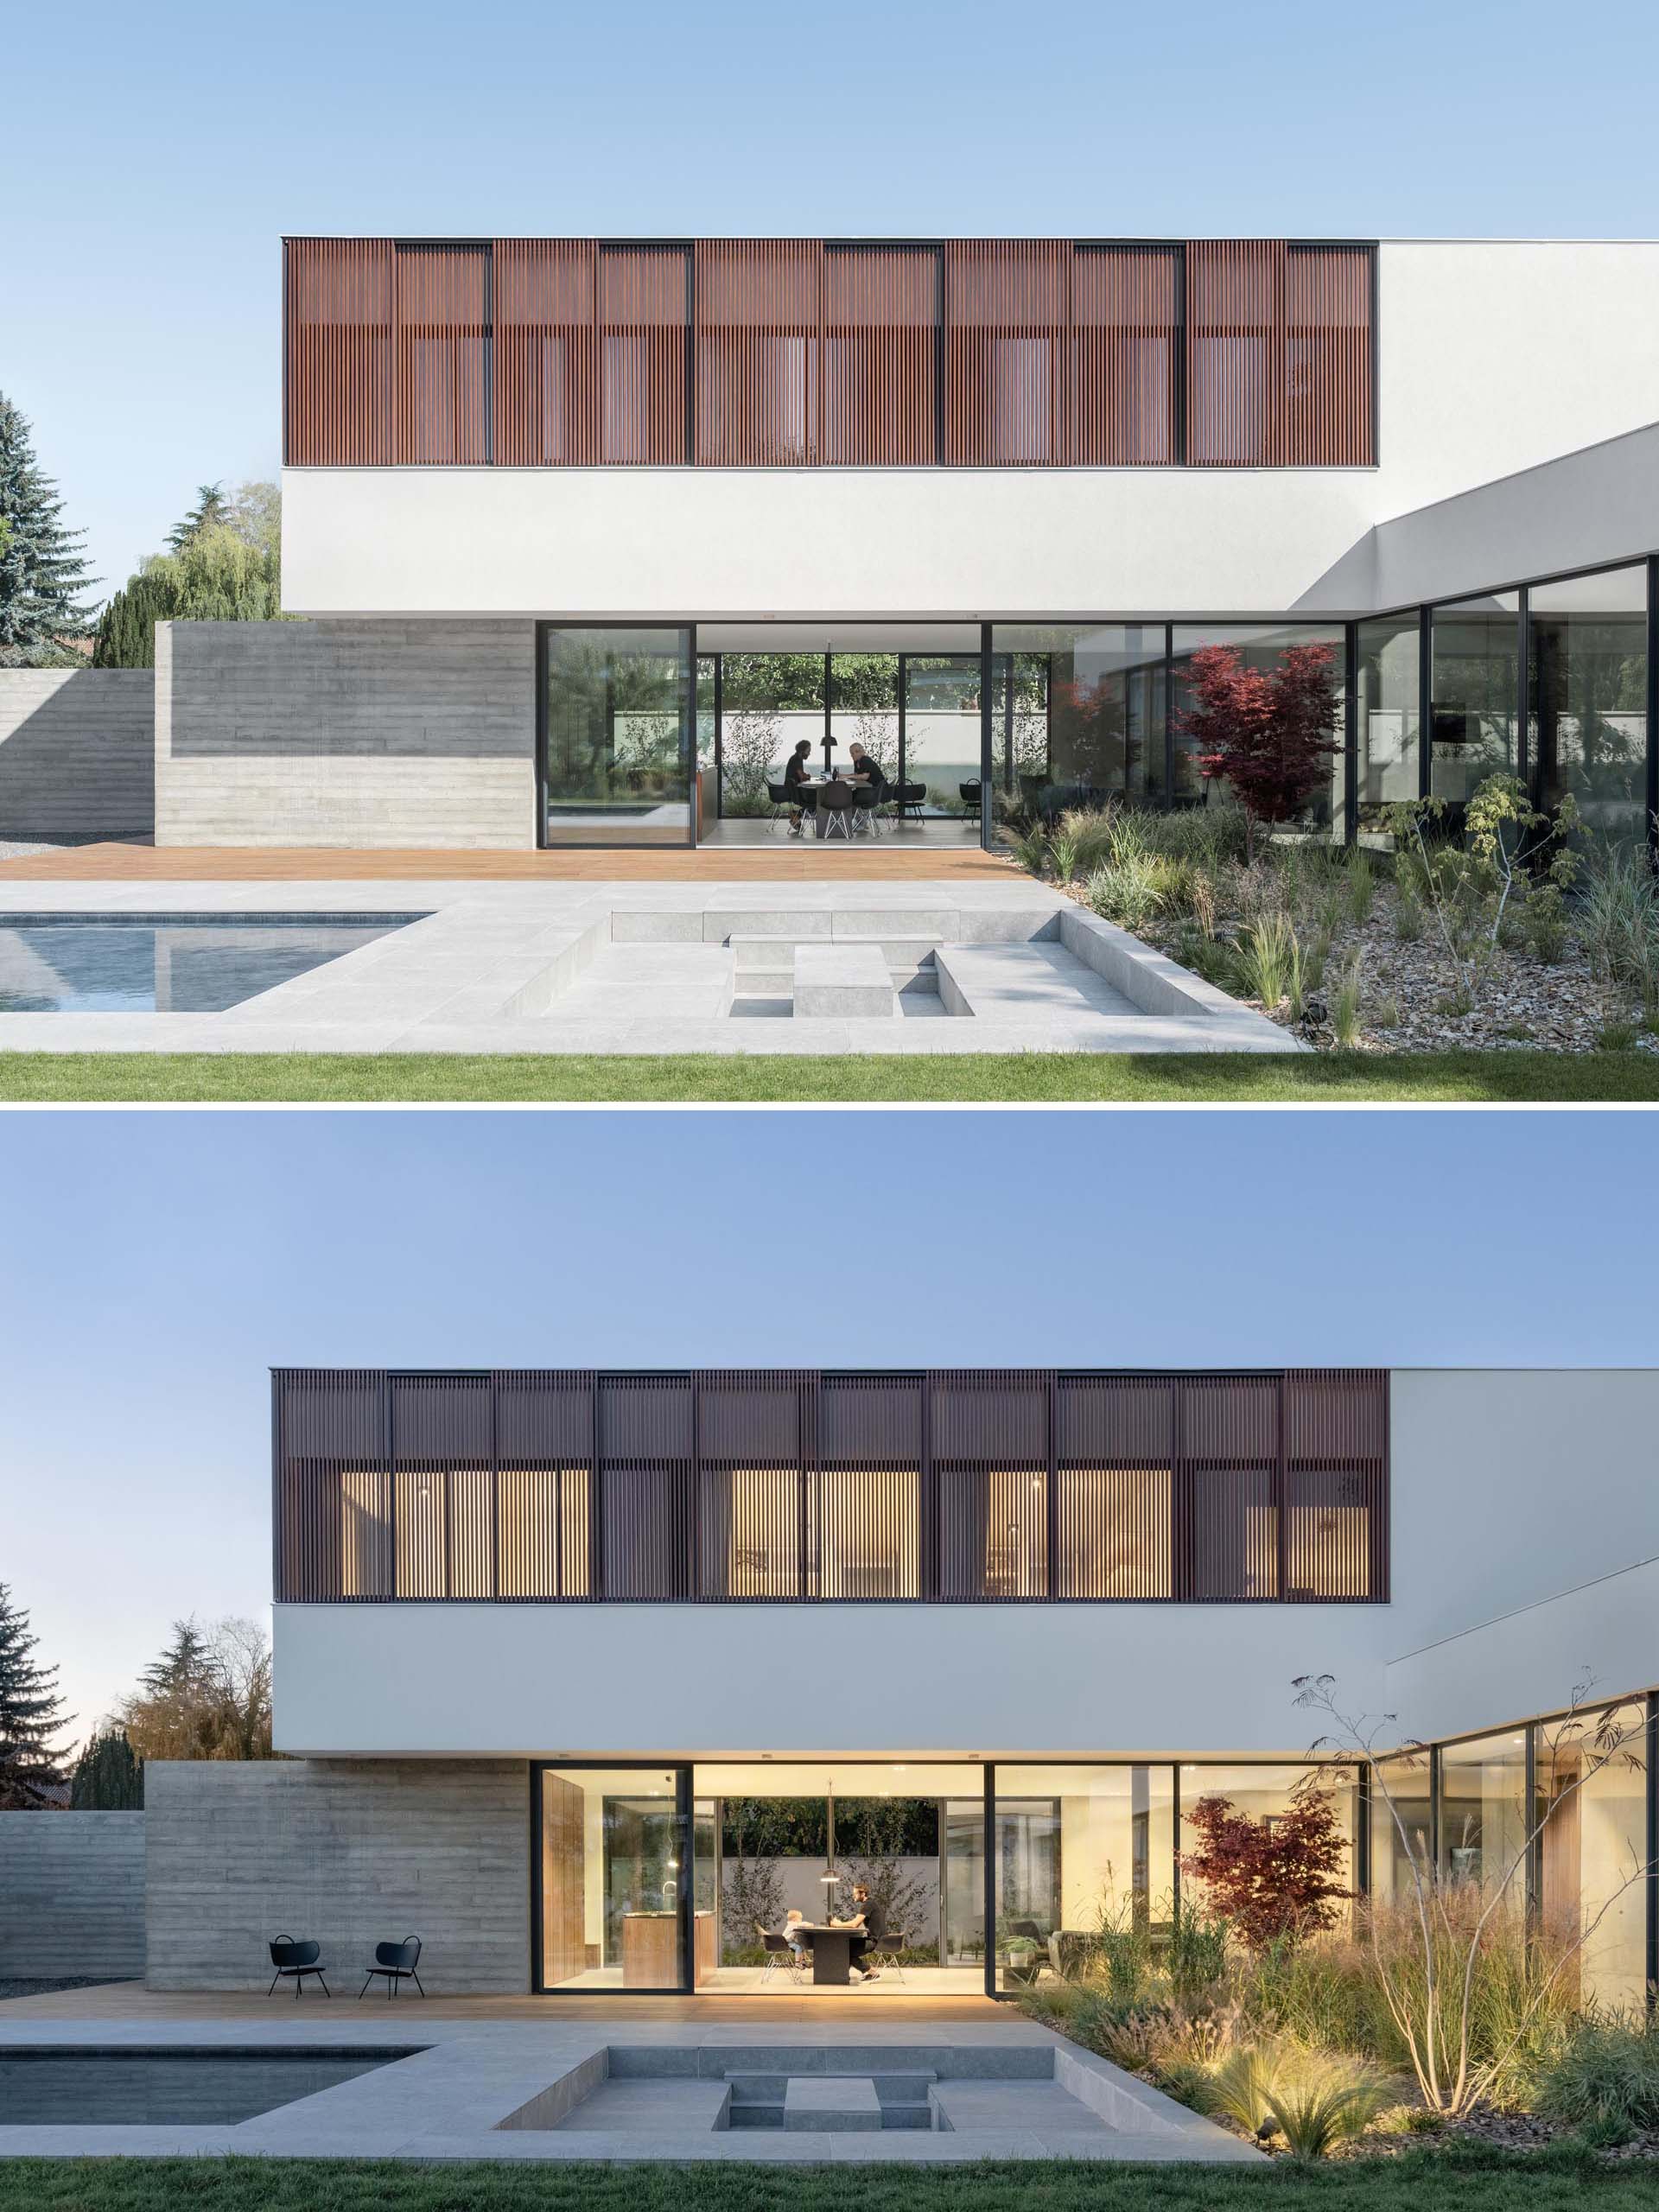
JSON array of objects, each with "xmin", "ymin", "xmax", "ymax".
[
  {"xmin": 538, "ymin": 1766, "xmax": 690, "ymax": 1990},
  {"xmin": 1534, "ymin": 1702, "xmax": 1648, "ymax": 2012},
  {"xmin": 1429, "ymin": 594, "xmax": 1519, "ymax": 804},
  {"xmin": 542, "ymin": 627, "xmax": 693, "ymax": 844},
  {"xmin": 1179, "ymin": 1764, "xmax": 1361, "ymax": 1931},
  {"xmin": 1356, "ymin": 613, "xmax": 1421, "ymax": 817},
  {"xmin": 990, "ymin": 626, "xmax": 1165, "ymax": 823},
  {"xmin": 994, "ymin": 1765, "xmax": 1176, "ymax": 1991},
  {"xmin": 1171, "ymin": 624, "xmax": 1347, "ymax": 823},
  {"xmin": 1370, "ymin": 1751, "xmax": 1433, "ymax": 1904},
  {"xmin": 716, "ymin": 652, "xmax": 824, "ymax": 818},
  {"xmin": 1438, "ymin": 1730, "xmax": 1529, "ymax": 1913},
  {"xmin": 902, "ymin": 656, "xmax": 982, "ymax": 819},
  {"xmin": 1529, "ymin": 565, "xmax": 1649, "ymax": 841}
]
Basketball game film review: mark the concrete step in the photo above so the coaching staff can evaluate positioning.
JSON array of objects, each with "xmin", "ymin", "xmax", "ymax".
[
  {"xmin": 783, "ymin": 2076, "xmax": 883, "ymax": 2133},
  {"xmin": 793, "ymin": 944, "xmax": 896, "ymax": 1019},
  {"xmin": 730, "ymin": 933, "xmax": 939, "ymax": 976}
]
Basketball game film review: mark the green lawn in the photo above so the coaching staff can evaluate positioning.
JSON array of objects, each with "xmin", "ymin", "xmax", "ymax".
[
  {"xmin": 3, "ymin": 1050, "xmax": 1659, "ymax": 1103},
  {"xmin": 0, "ymin": 2148, "xmax": 1648, "ymax": 2212}
]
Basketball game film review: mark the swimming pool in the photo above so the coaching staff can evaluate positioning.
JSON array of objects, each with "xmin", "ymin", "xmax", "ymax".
[
  {"xmin": 0, "ymin": 2045, "xmax": 423, "ymax": 2124},
  {"xmin": 0, "ymin": 913, "xmax": 423, "ymax": 1014}
]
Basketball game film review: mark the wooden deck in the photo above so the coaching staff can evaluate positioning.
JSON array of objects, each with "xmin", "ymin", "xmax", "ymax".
[
  {"xmin": 0, "ymin": 1981, "xmax": 1002, "ymax": 2024},
  {"xmin": 0, "ymin": 842, "xmax": 1014, "ymax": 883}
]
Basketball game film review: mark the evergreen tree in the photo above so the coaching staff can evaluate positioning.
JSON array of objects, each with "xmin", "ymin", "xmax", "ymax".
[
  {"xmin": 93, "ymin": 518, "xmax": 285, "ymax": 670},
  {"xmin": 0, "ymin": 1583, "xmax": 72, "ymax": 1808},
  {"xmin": 0, "ymin": 395, "xmax": 95, "ymax": 666},
  {"xmin": 166, "ymin": 481, "xmax": 233, "ymax": 551},
  {"xmin": 70, "ymin": 1728, "xmax": 145, "ymax": 1809}
]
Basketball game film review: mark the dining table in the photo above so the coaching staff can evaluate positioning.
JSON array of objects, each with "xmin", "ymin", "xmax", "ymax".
[
  {"xmin": 791, "ymin": 1922, "xmax": 864, "ymax": 1986},
  {"xmin": 802, "ymin": 775, "xmax": 872, "ymax": 840}
]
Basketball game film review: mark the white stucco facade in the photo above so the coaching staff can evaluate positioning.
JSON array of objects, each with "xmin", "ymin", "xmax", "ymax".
[
  {"xmin": 280, "ymin": 241, "xmax": 1659, "ymax": 623},
  {"xmin": 272, "ymin": 1369, "xmax": 1659, "ymax": 1763}
]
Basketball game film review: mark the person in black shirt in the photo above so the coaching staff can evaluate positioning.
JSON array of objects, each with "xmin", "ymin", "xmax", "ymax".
[
  {"xmin": 782, "ymin": 739, "xmax": 816, "ymax": 836},
  {"xmin": 842, "ymin": 1882, "xmax": 887, "ymax": 1981},
  {"xmin": 848, "ymin": 742, "xmax": 887, "ymax": 835}
]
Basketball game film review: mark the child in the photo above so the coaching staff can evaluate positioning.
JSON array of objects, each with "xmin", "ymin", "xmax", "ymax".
[{"xmin": 784, "ymin": 1907, "xmax": 809, "ymax": 1963}]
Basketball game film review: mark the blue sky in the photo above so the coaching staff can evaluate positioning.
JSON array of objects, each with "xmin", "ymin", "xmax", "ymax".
[
  {"xmin": 4, "ymin": 1105, "xmax": 1657, "ymax": 1739},
  {"xmin": 8, "ymin": 0, "xmax": 1659, "ymax": 594}
]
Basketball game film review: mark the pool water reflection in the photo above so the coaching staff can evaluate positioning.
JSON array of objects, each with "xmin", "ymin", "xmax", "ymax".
[{"xmin": 0, "ymin": 915, "xmax": 420, "ymax": 1014}]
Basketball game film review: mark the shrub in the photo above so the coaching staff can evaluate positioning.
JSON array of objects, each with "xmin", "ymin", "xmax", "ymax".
[
  {"xmin": 1047, "ymin": 823, "xmax": 1082, "ymax": 884},
  {"xmin": 1394, "ymin": 893, "xmax": 1424, "ymax": 943},
  {"xmin": 1332, "ymin": 952, "xmax": 1363, "ymax": 1047},
  {"xmin": 1086, "ymin": 855, "xmax": 1166, "ymax": 934},
  {"xmin": 1536, "ymin": 2018, "xmax": 1659, "ymax": 2132},
  {"xmin": 1264, "ymin": 2053, "xmax": 1391, "ymax": 2158},
  {"xmin": 1232, "ymin": 912, "xmax": 1296, "ymax": 1009},
  {"xmin": 1181, "ymin": 1789, "xmax": 1351, "ymax": 1951},
  {"xmin": 1577, "ymin": 837, "xmax": 1659, "ymax": 1008},
  {"xmin": 1209, "ymin": 2044, "xmax": 1284, "ymax": 2138},
  {"xmin": 1166, "ymin": 1897, "xmax": 1230, "ymax": 2007},
  {"xmin": 1345, "ymin": 850, "xmax": 1376, "ymax": 925},
  {"xmin": 1008, "ymin": 818, "xmax": 1051, "ymax": 876},
  {"xmin": 1056, "ymin": 806, "xmax": 1118, "ymax": 875}
]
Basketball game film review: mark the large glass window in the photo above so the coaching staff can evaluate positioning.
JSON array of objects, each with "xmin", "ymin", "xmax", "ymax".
[
  {"xmin": 1180, "ymin": 1764, "xmax": 1360, "ymax": 1930},
  {"xmin": 902, "ymin": 656, "xmax": 982, "ymax": 821},
  {"xmin": 1370, "ymin": 1751, "xmax": 1433, "ymax": 1905},
  {"xmin": 995, "ymin": 1765, "xmax": 1176, "ymax": 1991},
  {"xmin": 1429, "ymin": 594, "xmax": 1519, "ymax": 804},
  {"xmin": 538, "ymin": 1767, "xmax": 689, "ymax": 1990},
  {"xmin": 1535, "ymin": 1701, "xmax": 1649, "ymax": 2012},
  {"xmin": 716, "ymin": 652, "xmax": 824, "ymax": 818},
  {"xmin": 1356, "ymin": 613, "xmax": 1421, "ymax": 817},
  {"xmin": 542, "ymin": 627, "xmax": 693, "ymax": 844},
  {"xmin": 990, "ymin": 626, "xmax": 1165, "ymax": 826},
  {"xmin": 1171, "ymin": 624, "xmax": 1346, "ymax": 823},
  {"xmin": 1438, "ymin": 1731, "xmax": 1528, "ymax": 1913},
  {"xmin": 1529, "ymin": 566, "xmax": 1649, "ymax": 841}
]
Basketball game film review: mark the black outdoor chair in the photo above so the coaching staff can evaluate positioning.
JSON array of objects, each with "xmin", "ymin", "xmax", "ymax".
[
  {"xmin": 863, "ymin": 1924, "xmax": 910, "ymax": 1982},
  {"xmin": 757, "ymin": 1922, "xmax": 804, "ymax": 1984},
  {"xmin": 958, "ymin": 779, "xmax": 982, "ymax": 828},
  {"xmin": 852, "ymin": 782, "xmax": 885, "ymax": 837},
  {"xmin": 360, "ymin": 1935, "xmax": 425, "ymax": 1999},
  {"xmin": 268, "ymin": 1934, "xmax": 329, "ymax": 1999},
  {"xmin": 766, "ymin": 779, "xmax": 811, "ymax": 836},
  {"xmin": 896, "ymin": 780, "xmax": 928, "ymax": 823}
]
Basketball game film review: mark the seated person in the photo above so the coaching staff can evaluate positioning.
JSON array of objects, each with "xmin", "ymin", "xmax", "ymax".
[
  {"xmin": 783, "ymin": 1907, "xmax": 810, "ymax": 1961},
  {"xmin": 847, "ymin": 742, "xmax": 888, "ymax": 804},
  {"xmin": 782, "ymin": 740, "xmax": 817, "ymax": 836},
  {"xmin": 834, "ymin": 1882, "xmax": 887, "ymax": 1981}
]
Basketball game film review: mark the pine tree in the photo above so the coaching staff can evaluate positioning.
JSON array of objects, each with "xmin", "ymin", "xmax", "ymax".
[
  {"xmin": 165, "ymin": 481, "xmax": 233, "ymax": 551},
  {"xmin": 0, "ymin": 1583, "xmax": 72, "ymax": 1808},
  {"xmin": 0, "ymin": 395, "xmax": 95, "ymax": 666},
  {"xmin": 69, "ymin": 1728, "xmax": 145, "ymax": 1810}
]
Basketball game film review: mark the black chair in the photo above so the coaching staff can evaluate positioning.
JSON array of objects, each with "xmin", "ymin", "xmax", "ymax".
[
  {"xmin": 817, "ymin": 780, "xmax": 857, "ymax": 841},
  {"xmin": 863, "ymin": 1924, "xmax": 909, "ymax": 1982},
  {"xmin": 360, "ymin": 1935, "xmax": 424, "ymax": 1999},
  {"xmin": 757, "ymin": 1922, "xmax": 804, "ymax": 1984},
  {"xmin": 852, "ymin": 781, "xmax": 885, "ymax": 838},
  {"xmin": 268, "ymin": 1934, "xmax": 329, "ymax": 1999},
  {"xmin": 766, "ymin": 779, "xmax": 812, "ymax": 836},
  {"xmin": 958, "ymin": 779, "xmax": 982, "ymax": 828},
  {"xmin": 896, "ymin": 780, "xmax": 928, "ymax": 824}
]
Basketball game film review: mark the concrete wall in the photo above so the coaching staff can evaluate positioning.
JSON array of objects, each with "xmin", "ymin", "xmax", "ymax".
[
  {"xmin": 281, "ymin": 244, "xmax": 1659, "ymax": 622},
  {"xmin": 0, "ymin": 1812, "xmax": 145, "ymax": 1979},
  {"xmin": 0, "ymin": 670, "xmax": 154, "ymax": 836},
  {"xmin": 143, "ymin": 1759, "xmax": 531, "ymax": 1992},
  {"xmin": 155, "ymin": 619, "xmax": 537, "ymax": 849}
]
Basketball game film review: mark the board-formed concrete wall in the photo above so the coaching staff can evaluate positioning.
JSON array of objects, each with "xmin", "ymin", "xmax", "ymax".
[
  {"xmin": 0, "ymin": 1811, "xmax": 146, "ymax": 1978},
  {"xmin": 143, "ymin": 1759, "xmax": 531, "ymax": 1992},
  {"xmin": 0, "ymin": 669, "xmax": 155, "ymax": 836},
  {"xmin": 155, "ymin": 619, "xmax": 536, "ymax": 848}
]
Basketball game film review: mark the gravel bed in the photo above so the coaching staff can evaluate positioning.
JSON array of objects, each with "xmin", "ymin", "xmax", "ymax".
[{"xmin": 0, "ymin": 1975, "xmax": 137, "ymax": 2000}]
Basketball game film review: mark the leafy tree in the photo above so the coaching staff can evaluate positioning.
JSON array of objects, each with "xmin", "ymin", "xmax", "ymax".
[
  {"xmin": 1174, "ymin": 644, "xmax": 1340, "ymax": 864},
  {"xmin": 70, "ymin": 1727, "xmax": 144, "ymax": 1809},
  {"xmin": 166, "ymin": 481, "xmax": 234, "ymax": 550},
  {"xmin": 1180, "ymin": 1784, "xmax": 1351, "ymax": 1948},
  {"xmin": 0, "ymin": 1582, "xmax": 72, "ymax": 1808},
  {"xmin": 117, "ymin": 1616, "xmax": 272, "ymax": 1761},
  {"xmin": 0, "ymin": 394, "xmax": 95, "ymax": 666},
  {"xmin": 92, "ymin": 515, "xmax": 287, "ymax": 671}
]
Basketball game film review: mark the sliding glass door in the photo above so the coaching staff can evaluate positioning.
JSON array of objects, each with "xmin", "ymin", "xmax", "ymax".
[
  {"xmin": 536, "ymin": 1765, "xmax": 690, "ymax": 1991},
  {"xmin": 540, "ymin": 626, "xmax": 694, "ymax": 845}
]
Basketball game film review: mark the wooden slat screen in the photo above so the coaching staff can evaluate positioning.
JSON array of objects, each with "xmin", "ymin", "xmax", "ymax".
[
  {"xmin": 393, "ymin": 245, "xmax": 488, "ymax": 464},
  {"xmin": 273, "ymin": 1368, "xmax": 1388, "ymax": 1602},
  {"xmin": 1072, "ymin": 245, "xmax": 1182, "ymax": 464},
  {"xmin": 945, "ymin": 240, "xmax": 1071, "ymax": 465},
  {"xmin": 285, "ymin": 239, "xmax": 394, "ymax": 466},
  {"xmin": 696, "ymin": 240, "xmax": 823, "ymax": 466},
  {"xmin": 1285, "ymin": 244, "xmax": 1374, "ymax": 466},
  {"xmin": 285, "ymin": 238, "xmax": 1376, "ymax": 469},
  {"xmin": 597, "ymin": 246, "xmax": 690, "ymax": 465},
  {"xmin": 492, "ymin": 239, "xmax": 597, "ymax": 465},
  {"xmin": 823, "ymin": 247, "xmax": 938, "ymax": 464}
]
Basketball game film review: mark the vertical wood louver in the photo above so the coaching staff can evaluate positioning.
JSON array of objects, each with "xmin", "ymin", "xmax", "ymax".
[
  {"xmin": 1284, "ymin": 243, "xmax": 1374, "ymax": 467},
  {"xmin": 492, "ymin": 240, "xmax": 598, "ymax": 465},
  {"xmin": 822, "ymin": 247, "xmax": 939, "ymax": 464},
  {"xmin": 284, "ymin": 238, "xmax": 1375, "ymax": 469},
  {"xmin": 1185, "ymin": 238, "xmax": 1288, "ymax": 465},
  {"xmin": 391, "ymin": 245, "xmax": 488, "ymax": 464},
  {"xmin": 284, "ymin": 239, "xmax": 395, "ymax": 466},
  {"xmin": 695, "ymin": 240, "xmax": 823, "ymax": 466},
  {"xmin": 272, "ymin": 1369, "xmax": 1389, "ymax": 1602},
  {"xmin": 596, "ymin": 247, "xmax": 690, "ymax": 464},
  {"xmin": 944, "ymin": 240, "xmax": 1071, "ymax": 465},
  {"xmin": 1071, "ymin": 245, "xmax": 1183, "ymax": 464}
]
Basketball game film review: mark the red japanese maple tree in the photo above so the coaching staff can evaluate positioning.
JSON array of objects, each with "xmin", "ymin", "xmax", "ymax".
[
  {"xmin": 1179, "ymin": 1789, "xmax": 1351, "ymax": 1949},
  {"xmin": 1173, "ymin": 644, "xmax": 1340, "ymax": 864}
]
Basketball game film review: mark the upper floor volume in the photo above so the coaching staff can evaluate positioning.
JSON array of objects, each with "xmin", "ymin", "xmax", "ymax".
[{"xmin": 282, "ymin": 236, "xmax": 1376, "ymax": 473}]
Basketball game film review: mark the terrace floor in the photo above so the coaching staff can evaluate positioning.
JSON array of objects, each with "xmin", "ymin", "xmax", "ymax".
[{"xmin": 0, "ymin": 842, "xmax": 1014, "ymax": 883}]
